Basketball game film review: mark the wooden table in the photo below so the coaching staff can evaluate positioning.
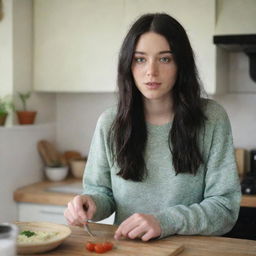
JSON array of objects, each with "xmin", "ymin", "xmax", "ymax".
[{"xmin": 20, "ymin": 223, "xmax": 256, "ymax": 256}]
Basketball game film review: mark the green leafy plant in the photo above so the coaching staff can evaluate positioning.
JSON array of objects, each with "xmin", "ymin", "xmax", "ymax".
[
  {"xmin": 0, "ymin": 96, "xmax": 14, "ymax": 117},
  {"xmin": 48, "ymin": 160, "xmax": 66, "ymax": 168},
  {"xmin": 18, "ymin": 91, "xmax": 31, "ymax": 111}
]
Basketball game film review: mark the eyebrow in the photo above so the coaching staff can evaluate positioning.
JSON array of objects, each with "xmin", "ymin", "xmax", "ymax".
[{"xmin": 134, "ymin": 50, "xmax": 173, "ymax": 55}]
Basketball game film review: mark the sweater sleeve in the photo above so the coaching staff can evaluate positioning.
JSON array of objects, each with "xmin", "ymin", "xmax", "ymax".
[
  {"xmin": 81, "ymin": 112, "xmax": 116, "ymax": 221},
  {"xmin": 154, "ymin": 105, "xmax": 241, "ymax": 238}
]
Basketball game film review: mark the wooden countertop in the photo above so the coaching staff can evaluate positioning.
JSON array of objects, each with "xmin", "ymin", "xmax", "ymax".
[
  {"xmin": 19, "ymin": 223, "xmax": 256, "ymax": 256},
  {"xmin": 14, "ymin": 179, "xmax": 256, "ymax": 208},
  {"xmin": 13, "ymin": 178, "xmax": 81, "ymax": 206}
]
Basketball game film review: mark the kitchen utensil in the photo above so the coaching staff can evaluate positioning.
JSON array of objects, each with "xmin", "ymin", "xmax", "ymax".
[
  {"xmin": 83, "ymin": 222, "xmax": 94, "ymax": 237},
  {"xmin": 64, "ymin": 151, "xmax": 82, "ymax": 163},
  {"xmin": 38, "ymin": 140, "xmax": 67, "ymax": 167},
  {"xmin": 241, "ymin": 149, "xmax": 256, "ymax": 195},
  {"xmin": 70, "ymin": 158, "xmax": 87, "ymax": 178},
  {"xmin": 16, "ymin": 222, "xmax": 71, "ymax": 254},
  {"xmin": 250, "ymin": 149, "xmax": 256, "ymax": 174},
  {"xmin": 235, "ymin": 148, "xmax": 246, "ymax": 178}
]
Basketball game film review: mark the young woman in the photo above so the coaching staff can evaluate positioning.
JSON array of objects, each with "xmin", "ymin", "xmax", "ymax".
[{"xmin": 64, "ymin": 13, "xmax": 241, "ymax": 241}]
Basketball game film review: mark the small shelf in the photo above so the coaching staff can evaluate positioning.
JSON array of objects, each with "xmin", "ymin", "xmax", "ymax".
[{"xmin": 0, "ymin": 123, "xmax": 56, "ymax": 130}]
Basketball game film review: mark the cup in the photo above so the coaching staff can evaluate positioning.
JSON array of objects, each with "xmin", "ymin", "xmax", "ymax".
[{"xmin": 0, "ymin": 223, "xmax": 18, "ymax": 256}]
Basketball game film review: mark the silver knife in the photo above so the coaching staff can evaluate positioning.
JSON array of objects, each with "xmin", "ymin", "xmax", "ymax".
[{"xmin": 83, "ymin": 221, "xmax": 95, "ymax": 237}]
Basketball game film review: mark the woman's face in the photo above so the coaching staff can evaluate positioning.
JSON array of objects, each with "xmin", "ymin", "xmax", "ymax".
[{"xmin": 131, "ymin": 32, "xmax": 177, "ymax": 102}]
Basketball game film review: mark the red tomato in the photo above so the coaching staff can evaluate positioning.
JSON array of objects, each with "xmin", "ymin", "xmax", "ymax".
[
  {"xmin": 102, "ymin": 241, "xmax": 113, "ymax": 251},
  {"xmin": 85, "ymin": 242, "xmax": 95, "ymax": 252},
  {"xmin": 94, "ymin": 244, "xmax": 106, "ymax": 253}
]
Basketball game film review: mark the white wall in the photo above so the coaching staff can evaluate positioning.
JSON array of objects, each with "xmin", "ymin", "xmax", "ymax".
[
  {"xmin": 0, "ymin": 124, "xmax": 56, "ymax": 222},
  {"xmin": 56, "ymin": 93, "xmax": 116, "ymax": 155},
  {"xmin": 212, "ymin": 93, "xmax": 256, "ymax": 150}
]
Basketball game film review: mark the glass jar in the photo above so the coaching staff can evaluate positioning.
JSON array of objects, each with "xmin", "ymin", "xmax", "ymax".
[{"xmin": 0, "ymin": 223, "xmax": 18, "ymax": 256}]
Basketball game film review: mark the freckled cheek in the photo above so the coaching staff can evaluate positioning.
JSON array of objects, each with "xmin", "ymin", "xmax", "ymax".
[
  {"xmin": 164, "ymin": 67, "xmax": 178, "ymax": 81},
  {"xmin": 132, "ymin": 67, "xmax": 145, "ymax": 81}
]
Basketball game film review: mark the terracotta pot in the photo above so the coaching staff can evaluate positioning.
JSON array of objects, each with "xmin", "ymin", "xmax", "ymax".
[
  {"xmin": 0, "ymin": 113, "xmax": 8, "ymax": 126},
  {"xmin": 16, "ymin": 111, "xmax": 37, "ymax": 125}
]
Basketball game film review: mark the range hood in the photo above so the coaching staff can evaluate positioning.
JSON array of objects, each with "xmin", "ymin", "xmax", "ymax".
[{"xmin": 213, "ymin": 34, "xmax": 256, "ymax": 82}]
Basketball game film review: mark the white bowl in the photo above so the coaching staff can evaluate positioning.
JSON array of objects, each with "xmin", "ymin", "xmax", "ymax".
[{"xmin": 45, "ymin": 166, "xmax": 68, "ymax": 181}]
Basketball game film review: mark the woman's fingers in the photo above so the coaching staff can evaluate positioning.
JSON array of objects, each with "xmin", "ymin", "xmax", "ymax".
[
  {"xmin": 81, "ymin": 196, "xmax": 96, "ymax": 220},
  {"xmin": 64, "ymin": 195, "xmax": 96, "ymax": 226},
  {"xmin": 114, "ymin": 213, "xmax": 161, "ymax": 241},
  {"xmin": 114, "ymin": 214, "xmax": 139, "ymax": 239},
  {"xmin": 73, "ymin": 195, "xmax": 87, "ymax": 221}
]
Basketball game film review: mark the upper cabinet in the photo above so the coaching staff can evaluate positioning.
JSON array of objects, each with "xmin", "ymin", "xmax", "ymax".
[
  {"xmin": 33, "ymin": 0, "xmax": 217, "ymax": 93},
  {"xmin": 215, "ymin": 0, "xmax": 256, "ymax": 35},
  {"xmin": 33, "ymin": 0, "xmax": 125, "ymax": 92}
]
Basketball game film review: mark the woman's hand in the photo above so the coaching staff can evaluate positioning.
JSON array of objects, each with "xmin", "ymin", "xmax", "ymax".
[
  {"xmin": 64, "ymin": 195, "xmax": 96, "ymax": 226},
  {"xmin": 114, "ymin": 213, "xmax": 161, "ymax": 241}
]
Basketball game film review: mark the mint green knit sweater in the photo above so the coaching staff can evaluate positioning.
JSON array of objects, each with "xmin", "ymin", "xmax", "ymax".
[{"xmin": 82, "ymin": 99, "xmax": 241, "ymax": 238}]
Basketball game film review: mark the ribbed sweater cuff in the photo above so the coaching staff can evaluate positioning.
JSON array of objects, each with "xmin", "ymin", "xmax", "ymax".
[{"xmin": 153, "ymin": 211, "xmax": 177, "ymax": 239}]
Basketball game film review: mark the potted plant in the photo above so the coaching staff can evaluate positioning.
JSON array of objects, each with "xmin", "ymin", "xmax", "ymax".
[
  {"xmin": 0, "ymin": 96, "xmax": 14, "ymax": 126},
  {"xmin": 16, "ymin": 91, "xmax": 37, "ymax": 125}
]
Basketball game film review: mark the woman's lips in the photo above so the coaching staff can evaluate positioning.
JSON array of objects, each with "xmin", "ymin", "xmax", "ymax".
[{"xmin": 145, "ymin": 82, "xmax": 161, "ymax": 89}]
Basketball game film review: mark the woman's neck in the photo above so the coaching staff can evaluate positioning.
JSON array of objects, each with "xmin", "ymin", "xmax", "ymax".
[{"xmin": 144, "ymin": 96, "xmax": 174, "ymax": 125}]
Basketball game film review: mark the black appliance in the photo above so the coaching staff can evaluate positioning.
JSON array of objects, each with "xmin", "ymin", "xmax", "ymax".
[
  {"xmin": 241, "ymin": 149, "xmax": 256, "ymax": 195},
  {"xmin": 224, "ymin": 150, "xmax": 256, "ymax": 241}
]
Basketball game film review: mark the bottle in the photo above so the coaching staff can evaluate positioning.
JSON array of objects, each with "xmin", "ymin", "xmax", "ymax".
[{"xmin": 0, "ymin": 223, "xmax": 18, "ymax": 256}]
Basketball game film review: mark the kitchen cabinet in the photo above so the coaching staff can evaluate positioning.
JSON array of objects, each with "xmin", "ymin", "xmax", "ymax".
[
  {"xmin": 18, "ymin": 203, "xmax": 67, "ymax": 224},
  {"xmin": 33, "ymin": 0, "xmax": 220, "ymax": 94},
  {"xmin": 33, "ymin": 0, "xmax": 125, "ymax": 92},
  {"xmin": 215, "ymin": 0, "xmax": 256, "ymax": 35},
  {"xmin": 17, "ymin": 202, "xmax": 115, "ymax": 225}
]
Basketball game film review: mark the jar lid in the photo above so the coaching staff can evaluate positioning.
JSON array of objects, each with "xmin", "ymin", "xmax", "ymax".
[{"xmin": 0, "ymin": 223, "xmax": 18, "ymax": 239}]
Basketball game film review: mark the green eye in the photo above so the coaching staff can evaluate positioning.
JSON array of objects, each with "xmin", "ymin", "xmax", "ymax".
[
  {"xmin": 134, "ymin": 57, "xmax": 146, "ymax": 63},
  {"xmin": 160, "ymin": 57, "xmax": 170, "ymax": 63}
]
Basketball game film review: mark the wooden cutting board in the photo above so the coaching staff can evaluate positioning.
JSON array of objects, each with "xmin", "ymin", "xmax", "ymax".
[
  {"xmin": 82, "ymin": 238, "xmax": 183, "ymax": 256},
  {"xmin": 44, "ymin": 225, "xmax": 184, "ymax": 256}
]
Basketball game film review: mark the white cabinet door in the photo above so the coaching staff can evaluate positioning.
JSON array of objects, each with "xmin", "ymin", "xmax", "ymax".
[
  {"xmin": 215, "ymin": 0, "xmax": 256, "ymax": 35},
  {"xmin": 33, "ymin": 0, "xmax": 125, "ymax": 92},
  {"xmin": 18, "ymin": 203, "xmax": 67, "ymax": 224},
  {"xmin": 17, "ymin": 203, "xmax": 115, "ymax": 225}
]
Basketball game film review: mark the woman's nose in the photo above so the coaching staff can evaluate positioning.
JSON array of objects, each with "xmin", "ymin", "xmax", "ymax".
[{"xmin": 146, "ymin": 61, "xmax": 158, "ymax": 77}]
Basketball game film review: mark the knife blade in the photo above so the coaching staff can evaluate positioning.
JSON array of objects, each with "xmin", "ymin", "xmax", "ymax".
[{"xmin": 83, "ymin": 221, "xmax": 95, "ymax": 237}]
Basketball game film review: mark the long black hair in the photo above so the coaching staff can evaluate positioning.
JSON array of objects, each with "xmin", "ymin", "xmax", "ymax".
[{"xmin": 110, "ymin": 13, "xmax": 207, "ymax": 181}]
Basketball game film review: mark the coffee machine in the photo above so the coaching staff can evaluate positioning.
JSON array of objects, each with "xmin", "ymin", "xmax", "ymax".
[{"xmin": 241, "ymin": 149, "xmax": 256, "ymax": 194}]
